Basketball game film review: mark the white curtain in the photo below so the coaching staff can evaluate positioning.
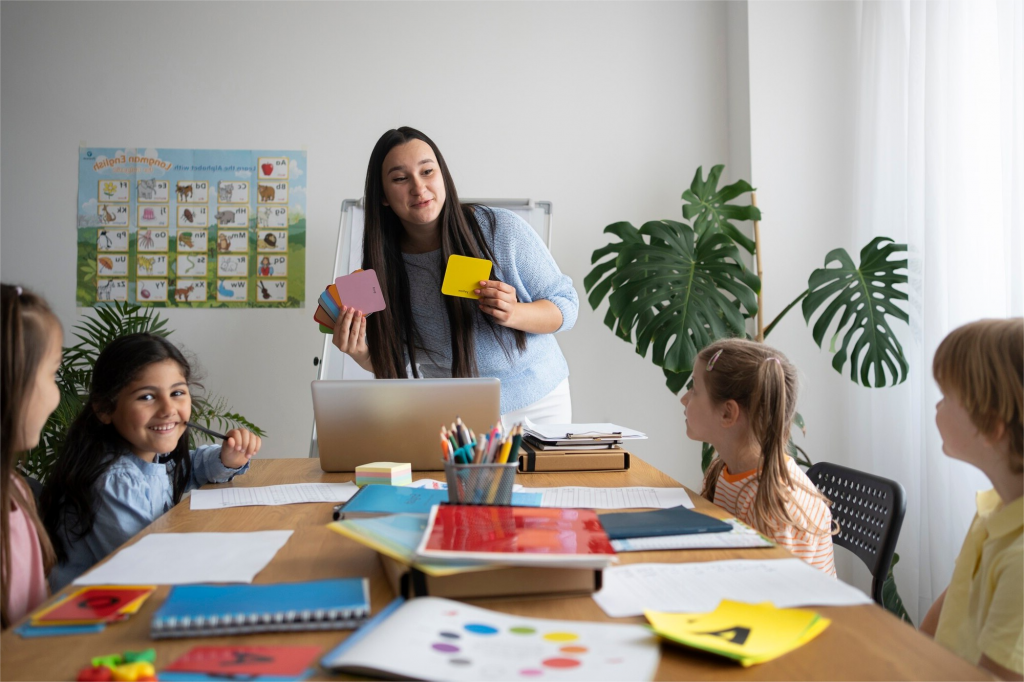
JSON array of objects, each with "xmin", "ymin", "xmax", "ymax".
[{"xmin": 849, "ymin": 0, "xmax": 1023, "ymax": 623}]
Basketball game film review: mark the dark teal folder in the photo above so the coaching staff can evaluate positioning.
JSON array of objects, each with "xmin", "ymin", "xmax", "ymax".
[
  {"xmin": 598, "ymin": 506, "xmax": 731, "ymax": 540},
  {"xmin": 151, "ymin": 578, "xmax": 369, "ymax": 638}
]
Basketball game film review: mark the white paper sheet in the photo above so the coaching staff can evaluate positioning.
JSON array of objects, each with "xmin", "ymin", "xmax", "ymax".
[
  {"xmin": 73, "ymin": 531, "xmax": 292, "ymax": 585},
  {"xmin": 517, "ymin": 486, "xmax": 695, "ymax": 509},
  {"xmin": 523, "ymin": 417, "xmax": 647, "ymax": 440},
  {"xmin": 190, "ymin": 482, "xmax": 358, "ymax": 510},
  {"xmin": 322, "ymin": 596, "xmax": 660, "ymax": 681},
  {"xmin": 593, "ymin": 559, "xmax": 872, "ymax": 617},
  {"xmin": 610, "ymin": 519, "xmax": 774, "ymax": 552}
]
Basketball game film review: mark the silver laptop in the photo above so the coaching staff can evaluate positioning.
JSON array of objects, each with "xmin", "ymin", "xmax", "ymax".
[{"xmin": 311, "ymin": 378, "xmax": 501, "ymax": 472}]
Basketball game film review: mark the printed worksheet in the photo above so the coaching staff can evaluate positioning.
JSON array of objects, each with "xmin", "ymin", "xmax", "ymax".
[
  {"xmin": 76, "ymin": 148, "xmax": 306, "ymax": 308},
  {"xmin": 518, "ymin": 486, "xmax": 695, "ymax": 510},
  {"xmin": 593, "ymin": 559, "xmax": 872, "ymax": 618},
  {"xmin": 190, "ymin": 482, "xmax": 359, "ymax": 510}
]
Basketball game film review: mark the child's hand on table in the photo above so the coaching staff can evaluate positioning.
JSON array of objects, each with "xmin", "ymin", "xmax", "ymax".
[{"xmin": 220, "ymin": 428, "xmax": 261, "ymax": 468}]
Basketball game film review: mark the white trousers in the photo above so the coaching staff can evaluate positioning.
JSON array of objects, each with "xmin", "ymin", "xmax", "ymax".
[{"xmin": 501, "ymin": 378, "xmax": 572, "ymax": 430}]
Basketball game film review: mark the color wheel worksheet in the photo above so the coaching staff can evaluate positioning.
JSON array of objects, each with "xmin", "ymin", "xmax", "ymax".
[{"xmin": 322, "ymin": 596, "xmax": 660, "ymax": 681}]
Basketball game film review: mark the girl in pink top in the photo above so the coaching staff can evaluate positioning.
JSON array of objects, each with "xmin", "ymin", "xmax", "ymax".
[
  {"xmin": 680, "ymin": 338, "xmax": 837, "ymax": 575},
  {"xmin": 1, "ymin": 284, "xmax": 61, "ymax": 628}
]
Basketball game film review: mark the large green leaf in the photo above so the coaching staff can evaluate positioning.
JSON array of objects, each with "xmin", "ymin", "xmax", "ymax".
[
  {"xmin": 801, "ymin": 237, "xmax": 909, "ymax": 387},
  {"xmin": 882, "ymin": 553, "xmax": 913, "ymax": 625},
  {"xmin": 586, "ymin": 220, "xmax": 759, "ymax": 391},
  {"xmin": 681, "ymin": 165, "xmax": 761, "ymax": 254}
]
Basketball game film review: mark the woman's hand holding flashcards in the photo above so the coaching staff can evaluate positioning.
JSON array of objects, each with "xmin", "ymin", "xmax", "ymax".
[
  {"xmin": 221, "ymin": 428, "xmax": 261, "ymax": 468},
  {"xmin": 476, "ymin": 280, "xmax": 518, "ymax": 327},
  {"xmin": 331, "ymin": 305, "xmax": 370, "ymax": 366}
]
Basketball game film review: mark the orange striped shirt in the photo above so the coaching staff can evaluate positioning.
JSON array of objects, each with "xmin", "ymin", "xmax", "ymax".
[{"xmin": 712, "ymin": 456, "xmax": 836, "ymax": 576}]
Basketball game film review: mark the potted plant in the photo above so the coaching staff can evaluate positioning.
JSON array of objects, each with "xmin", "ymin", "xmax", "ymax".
[
  {"xmin": 584, "ymin": 165, "xmax": 912, "ymax": 621},
  {"xmin": 21, "ymin": 301, "xmax": 265, "ymax": 482}
]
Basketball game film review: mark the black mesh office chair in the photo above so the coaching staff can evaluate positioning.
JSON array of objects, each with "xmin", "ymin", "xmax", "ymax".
[{"xmin": 805, "ymin": 462, "xmax": 906, "ymax": 605}]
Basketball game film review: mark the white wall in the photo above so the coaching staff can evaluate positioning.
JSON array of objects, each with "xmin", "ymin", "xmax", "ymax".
[
  {"xmin": 747, "ymin": 1, "xmax": 873, "ymax": 593},
  {"xmin": 1, "ymin": 1, "xmax": 731, "ymax": 487}
]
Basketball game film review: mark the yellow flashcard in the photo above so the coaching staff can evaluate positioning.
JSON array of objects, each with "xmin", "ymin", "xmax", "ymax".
[
  {"xmin": 645, "ymin": 600, "xmax": 830, "ymax": 667},
  {"xmin": 441, "ymin": 255, "xmax": 493, "ymax": 299}
]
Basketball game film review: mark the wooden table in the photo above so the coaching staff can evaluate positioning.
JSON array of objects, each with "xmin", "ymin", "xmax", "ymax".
[{"xmin": 1, "ymin": 458, "xmax": 989, "ymax": 681}]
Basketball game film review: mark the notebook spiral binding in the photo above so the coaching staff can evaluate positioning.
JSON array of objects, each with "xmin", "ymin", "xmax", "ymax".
[{"xmin": 152, "ymin": 606, "xmax": 369, "ymax": 639}]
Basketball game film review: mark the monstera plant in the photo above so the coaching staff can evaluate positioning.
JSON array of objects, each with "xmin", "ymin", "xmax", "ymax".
[
  {"xmin": 584, "ymin": 165, "xmax": 913, "ymax": 623},
  {"xmin": 21, "ymin": 302, "xmax": 265, "ymax": 482}
]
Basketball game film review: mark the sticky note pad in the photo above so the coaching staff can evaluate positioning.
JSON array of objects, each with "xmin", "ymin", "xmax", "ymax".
[
  {"xmin": 441, "ymin": 255, "xmax": 492, "ymax": 299},
  {"xmin": 355, "ymin": 462, "xmax": 412, "ymax": 487},
  {"xmin": 335, "ymin": 269, "xmax": 386, "ymax": 315}
]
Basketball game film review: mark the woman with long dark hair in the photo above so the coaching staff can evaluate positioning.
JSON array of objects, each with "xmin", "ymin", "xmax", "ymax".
[{"xmin": 332, "ymin": 127, "xmax": 578, "ymax": 423}]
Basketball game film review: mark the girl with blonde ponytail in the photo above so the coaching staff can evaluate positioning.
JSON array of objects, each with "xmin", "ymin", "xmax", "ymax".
[{"xmin": 681, "ymin": 338, "xmax": 837, "ymax": 575}]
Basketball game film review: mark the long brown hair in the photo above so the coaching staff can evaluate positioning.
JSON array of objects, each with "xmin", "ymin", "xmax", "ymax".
[
  {"xmin": 933, "ymin": 317, "xmax": 1024, "ymax": 470},
  {"xmin": 1, "ymin": 283, "xmax": 59, "ymax": 628},
  {"xmin": 362, "ymin": 127, "xmax": 526, "ymax": 379},
  {"xmin": 696, "ymin": 338, "xmax": 832, "ymax": 537}
]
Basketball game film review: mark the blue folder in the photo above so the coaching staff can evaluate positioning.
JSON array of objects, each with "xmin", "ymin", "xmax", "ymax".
[
  {"xmin": 338, "ymin": 484, "xmax": 541, "ymax": 517},
  {"xmin": 597, "ymin": 505, "xmax": 731, "ymax": 540}
]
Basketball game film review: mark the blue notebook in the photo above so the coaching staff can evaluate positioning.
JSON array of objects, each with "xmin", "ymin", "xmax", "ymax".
[
  {"xmin": 150, "ymin": 578, "xmax": 369, "ymax": 639},
  {"xmin": 597, "ymin": 505, "xmax": 731, "ymax": 540},
  {"xmin": 337, "ymin": 484, "xmax": 541, "ymax": 517}
]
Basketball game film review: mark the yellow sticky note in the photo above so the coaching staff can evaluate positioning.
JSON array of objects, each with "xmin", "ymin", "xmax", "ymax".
[
  {"xmin": 441, "ymin": 255, "xmax": 492, "ymax": 299},
  {"xmin": 644, "ymin": 600, "xmax": 829, "ymax": 667}
]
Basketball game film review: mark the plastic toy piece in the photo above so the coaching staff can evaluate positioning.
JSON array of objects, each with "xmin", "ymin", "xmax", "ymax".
[
  {"xmin": 77, "ymin": 666, "xmax": 114, "ymax": 682},
  {"xmin": 112, "ymin": 661, "xmax": 156, "ymax": 681},
  {"xmin": 123, "ymin": 650, "xmax": 156, "ymax": 664},
  {"xmin": 90, "ymin": 655, "xmax": 121, "ymax": 667}
]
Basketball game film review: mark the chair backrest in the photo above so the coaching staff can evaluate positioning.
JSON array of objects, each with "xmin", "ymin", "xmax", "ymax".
[{"xmin": 805, "ymin": 462, "xmax": 906, "ymax": 604}]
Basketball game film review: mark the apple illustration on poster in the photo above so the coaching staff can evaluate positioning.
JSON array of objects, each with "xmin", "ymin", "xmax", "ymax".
[{"xmin": 262, "ymin": 163, "xmax": 274, "ymax": 176}]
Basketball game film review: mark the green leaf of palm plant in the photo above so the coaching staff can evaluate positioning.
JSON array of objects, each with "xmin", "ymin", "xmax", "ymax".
[
  {"xmin": 801, "ymin": 237, "xmax": 909, "ymax": 387},
  {"xmin": 681, "ymin": 165, "xmax": 762, "ymax": 254},
  {"xmin": 585, "ymin": 219, "xmax": 760, "ymax": 393}
]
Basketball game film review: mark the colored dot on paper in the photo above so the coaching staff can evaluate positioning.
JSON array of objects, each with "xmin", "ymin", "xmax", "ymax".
[
  {"xmin": 520, "ymin": 669, "xmax": 544, "ymax": 677},
  {"xmin": 465, "ymin": 623, "xmax": 499, "ymax": 635},
  {"xmin": 542, "ymin": 632, "xmax": 579, "ymax": 642},
  {"xmin": 440, "ymin": 631, "xmax": 461, "ymax": 639},
  {"xmin": 560, "ymin": 646, "xmax": 588, "ymax": 654},
  {"xmin": 444, "ymin": 610, "xmax": 459, "ymax": 616},
  {"xmin": 607, "ymin": 657, "xmax": 624, "ymax": 664},
  {"xmin": 432, "ymin": 643, "xmax": 459, "ymax": 653},
  {"xmin": 542, "ymin": 658, "xmax": 582, "ymax": 669},
  {"xmin": 510, "ymin": 626, "xmax": 536, "ymax": 635},
  {"xmin": 450, "ymin": 659, "xmax": 472, "ymax": 666}
]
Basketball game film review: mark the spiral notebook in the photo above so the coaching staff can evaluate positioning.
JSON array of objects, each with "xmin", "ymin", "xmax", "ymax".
[{"xmin": 150, "ymin": 578, "xmax": 369, "ymax": 639}]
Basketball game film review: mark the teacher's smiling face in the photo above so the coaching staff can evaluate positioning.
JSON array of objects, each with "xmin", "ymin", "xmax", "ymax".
[{"xmin": 381, "ymin": 139, "xmax": 447, "ymax": 236}]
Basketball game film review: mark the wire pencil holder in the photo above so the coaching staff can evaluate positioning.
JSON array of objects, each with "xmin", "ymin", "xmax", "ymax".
[{"xmin": 444, "ymin": 461, "xmax": 517, "ymax": 506}]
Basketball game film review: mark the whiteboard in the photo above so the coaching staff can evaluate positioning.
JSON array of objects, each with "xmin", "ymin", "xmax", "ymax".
[{"xmin": 309, "ymin": 198, "xmax": 552, "ymax": 456}]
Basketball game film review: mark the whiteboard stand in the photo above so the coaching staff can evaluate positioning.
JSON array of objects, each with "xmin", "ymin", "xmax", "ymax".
[{"xmin": 309, "ymin": 198, "xmax": 553, "ymax": 458}]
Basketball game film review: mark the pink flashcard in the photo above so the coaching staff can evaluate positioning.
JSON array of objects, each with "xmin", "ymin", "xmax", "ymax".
[{"xmin": 334, "ymin": 269, "xmax": 386, "ymax": 315}]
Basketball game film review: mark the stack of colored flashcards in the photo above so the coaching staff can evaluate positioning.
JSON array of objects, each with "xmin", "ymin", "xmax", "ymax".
[
  {"xmin": 355, "ymin": 462, "xmax": 412, "ymax": 487},
  {"xmin": 17, "ymin": 585, "xmax": 156, "ymax": 638},
  {"xmin": 314, "ymin": 269, "xmax": 387, "ymax": 333}
]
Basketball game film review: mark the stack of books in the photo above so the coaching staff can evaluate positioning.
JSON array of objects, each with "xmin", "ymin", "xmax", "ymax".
[
  {"xmin": 518, "ymin": 419, "xmax": 647, "ymax": 472},
  {"xmin": 329, "ymin": 504, "xmax": 618, "ymax": 600}
]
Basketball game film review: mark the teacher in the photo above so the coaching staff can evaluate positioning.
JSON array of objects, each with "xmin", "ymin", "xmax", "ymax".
[{"xmin": 331, "ymin": 127, "xmax": 578, "ymax": 424}]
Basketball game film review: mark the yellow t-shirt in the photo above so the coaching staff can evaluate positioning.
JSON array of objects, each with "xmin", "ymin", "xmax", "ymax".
[{"xmin": 934, "ymin": 489, "xmax": 1023, "ymax": 674}]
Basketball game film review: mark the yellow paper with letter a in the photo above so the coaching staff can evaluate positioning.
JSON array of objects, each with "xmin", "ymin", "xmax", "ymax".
[
  {"xmin": 441, "ymin": 254, "xmax": 493, "ymax": 299},
  {"xmin": 645, "ymin": 600, "xmax": 830, "ymax": 667}
]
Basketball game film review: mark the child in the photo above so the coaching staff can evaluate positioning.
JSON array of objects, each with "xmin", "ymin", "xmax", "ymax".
[
  {"xmin": 919, "ymin": 318, "xmax": 1022, "ymax": 680},
  {"xmin": 1, "ymin": 284, "xmax": 61, "ymax": 628},
  {"xmin": 682, "ymin": 338, "xmax": 836, "ymax": 575},
  {"xmin": 41, "ymin": 332, "xmax": 261, "ymax": 591}
]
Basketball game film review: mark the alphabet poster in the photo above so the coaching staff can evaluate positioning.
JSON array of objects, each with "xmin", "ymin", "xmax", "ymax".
[{"xmin": 76, "ymin": 148, "xmax": 306, "ymax": 308}]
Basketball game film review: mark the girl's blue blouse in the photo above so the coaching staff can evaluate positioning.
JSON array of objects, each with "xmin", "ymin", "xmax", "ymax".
[{"xmin": 49, "ymin": 444, "xmax": 247, "ymax": 591}]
